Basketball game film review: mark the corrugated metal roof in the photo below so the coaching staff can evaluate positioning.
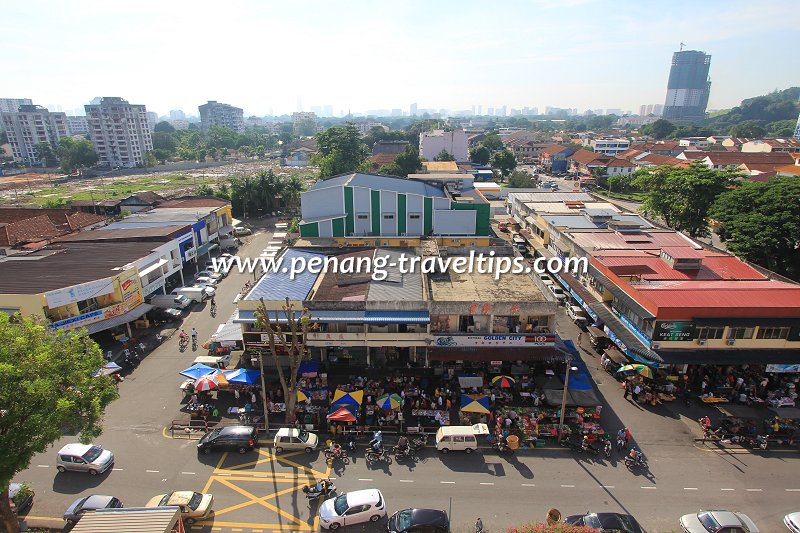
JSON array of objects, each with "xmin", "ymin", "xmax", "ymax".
[
  {"xmin": 309, "ymin": 173, "xmax": 446, "ymax": 198},
  {"xmin": 363, "ymin": 310, "xmax": 429, "ymax": 323},
  {"xmin": 243, "ymin": 249, "xmax": 324, "ymax": 302},
  {"xmin": 636, "ymin": 281, "xmax": 800, "ymax": 310},
  {"xmin": 569, "ymin": 230, "xmax": 698, "ymax": 251},
  {"xmin": 595, "ymin": 255, "xmax": 765, "ymax": 281},
  {"xmin": 70, "ymin": 506, "xmax": 180, "ymax": 533},
  {"xmin": 368, "ymin": 249, "xmax": 424, "ymax": 301},
  {"xmin": 544, "ymin": 215, "xmax": 600, "ymax": 229}
]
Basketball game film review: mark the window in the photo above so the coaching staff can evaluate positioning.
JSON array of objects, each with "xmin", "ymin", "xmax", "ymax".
[
  {"xmin": 382, "ymin": 213, "xmax": 394, "ymax": 220},
  {"xmin": 756, "ymin": 327, "xmax": 790, "ymax": 340},
  {"xmin": 727, "ymin": 327, "xmax": 754, "ymax": 340},
  {"xmin": 409, "ymin": 213, "xmax": 421, "ymax": 220},
  {"xmin": 696, "ymin": 326, "xmax": 724, "ymax": 340},
  {"xmin": 356, "ymin": 213, "xmax": 369, "ymax": 220}
]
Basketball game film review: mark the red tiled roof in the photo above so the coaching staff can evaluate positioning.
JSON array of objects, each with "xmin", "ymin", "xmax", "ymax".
[
  {"xmin": 569, "ymin": 149, "xmax": 608, "ymax": 165},
  {"xmin": 65, "ymin": 211, "xmax": 108, "ymax": 230},
  {"xmin": 704, "ymin": 152, "xmax": 793, "ymax": 166},
  {"xmin": 369, "ymin": 153, "xmax": 399, "ymax": 168},
  {"xmin": 540, "ymin": 144, "xmax": 569, "ymax": 155},
  {"xmin": 776, "ymin": 163, "xmax": 800, "ymax": 176},
  {"xmin": 592, "ymin": 252, "xmax": 764, "ymax": 281},
  {"xmin": 679, "ymin": 150, "xmax": 708, "ymax": 160},
  {"xmin": 638, "ymin": 153, "xmax": 689, "ymax": 167},
  {"xmin": 0, "ymin": 214, "xmax": 61, "ymax": 246},
  {"xmin": 606, "ymin": 158, "xmax": 636, "ymax": 167}
]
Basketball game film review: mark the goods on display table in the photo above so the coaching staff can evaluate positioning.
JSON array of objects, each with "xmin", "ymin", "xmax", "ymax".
[
  {"xmin": 412, "ymin": 409, "xmax": 450, "ymax": 425},
  {"xmin": 494, "ymin": 405, "xmax": 603, "ymax": 444}
]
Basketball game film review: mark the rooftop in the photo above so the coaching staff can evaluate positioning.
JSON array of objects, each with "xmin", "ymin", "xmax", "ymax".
[
  {"xmin": 704, "ymin": 152, "xmax": 794, "ymax": 165},
  {"xmin": 567, "ymin": 230, "xmax": 699, "ymax": 251},
  {"xmin": 307, "ymin": 172, "xmax": 447, "ymax": 198},
  {"xmin": 103, "ymin": 207, "xmax": 219, "ymax": 228},
  {"xmin": 522, "ymin": 202, "xmax": 619, "ymax": 214},
  {"xmin": 0, "ymin": 242, "xmax": 159, "ymax": 294},
  {"xmin": 510, "ymin": 192, "xmax": 596, "ymax": 204},
  {"xmin": 243, "ymin": 248, "xmax": 325, "ymax": 302},
  {"xmin": 408, "ymin": 173, "xmax": 471, "ymax": 181},
  {"xmin": 54, "ymin": 225, "xmax": 190, "ymax": 242},
  {"xmin": 421, "ymin": 161, "xmax": 460, "ymax": 172},
  {"xmin": 429, "ymin": 265, "xmax": 546, "ymax": 302},
  {"xmin": 591, "ymin": 251, "xmax": 766, "ymax": 281},
  {"xmin": 156, "ymin": 197, "xmax": 230, "ymax": 208},
  {"xmin": 635, "ymin": 280, "xmax": 800, "ymax": 312}
]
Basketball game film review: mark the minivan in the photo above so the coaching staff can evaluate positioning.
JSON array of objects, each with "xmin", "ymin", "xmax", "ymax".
[
  {"xmin": 435, "ymin": 424, "xmax": 489, "ymax": 454},
  {"xmin": 193, "ymin": 354, "xmax": 231, "ymax": 369},
  {"xmin": 56, "ymin": 444, "xmax": 114, "ymax": 475},
  {"xmin": 197, "ymin": 425, "xmax": 258, "ymax": 454},
  {"xmin": 149, "ymin": 294, "xmax": 192, "ymax": 310},
  {"xmin": 172, "ymin": 286, "xmax": 215, "ymax": 303},
  {"xmin": 567, "ymin": 305, "xmax": 588, "ymax": 327}
]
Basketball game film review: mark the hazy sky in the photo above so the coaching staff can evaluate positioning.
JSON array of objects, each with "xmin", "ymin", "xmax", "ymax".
[{"xmin": 3, "ymin": 0, "xmax": 798, "ymax": 117}]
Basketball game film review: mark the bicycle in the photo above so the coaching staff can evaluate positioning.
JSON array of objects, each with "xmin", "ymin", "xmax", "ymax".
[
  {"xmin": 210, "ymin": 303, "xmax": 217, "ymax": 318},
  {"xmin": 191, "ymin": 336, "xmax": 198, "ymax": 352},
  {"xmin": 179, "ymin": 335, "xmax": 188, "ymax": 352}
]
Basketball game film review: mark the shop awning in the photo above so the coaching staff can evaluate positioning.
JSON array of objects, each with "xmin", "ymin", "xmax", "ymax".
[
  {"xmin": 85, "ymin": 304, "xmax": 154, "ymax": 335},
  {"xmin": 232, "ymin": 218, "xmax": 243, "ymax": 226},
  {"xmin": 363, "ymin": 310, "xmax": 429, "ymax": 324},
  {"xmin": 588, "ymin": 303, "xmax": 662, "ymax": 366},
  {"xmin": 554, "ymin": 270, "xmax": 599, "ymax": 311},
  {"xmin": 70, "ymin": 507, "xmax": 181, "ymax": 533},
  {"xmin": 309, "ymin": 310, "xmax": 366, "ymax": 323},
  {"xmin": 218, "ymin": 225, "xmax": 234, "ymax": 235},
  {"xmin": 428, "ymin": 347, "xmax": 566, "ymax": 362},
  {"xmin": 138, "ymin": 258, "xmax": 168, "ymax": 277},
  {"xmin": 658, "ymin": 349, "xmax": 800, "ymax": 366},
  {"xmin": 213, "ymin": 315, "xmax": 243, "ymax": 344}
]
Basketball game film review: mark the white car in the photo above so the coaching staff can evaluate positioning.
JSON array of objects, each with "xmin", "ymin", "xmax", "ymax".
[
  {"xmin": 567, "ymin": 305, "xmax": 588, "ymax": 326},
  {"xmin": 785, "ymin": 512, "xmax": 800, "ymax": 533},
  {"xmin": 194, "ymin": 276, "xmax": 218, "ymax": 287},
  {"xmin": 273, "ymin": 427, "xmax": 319, "ymax": 454},
  {"xmin": 319, "ymin": 489, "xmax": 386, "ymax": 530},
  {"xmin": 548, "ymin": 285, "xmax": 567, "ymax": 302},
  {"xmin": 679, "ymin": 510, "xmax": 760, "ymax": 533},
  {"xmin": 196, "ymin": 270, "xmax": 224, "ymax": 281}
]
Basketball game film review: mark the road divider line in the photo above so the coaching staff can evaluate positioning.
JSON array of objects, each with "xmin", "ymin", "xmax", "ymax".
[
  {"xmin": 640, "ymin": 486, "xmax": 656, "ymax": 490},
  {"xmin": 683, "ymin": 487, "xmax": 698, "ymax": 490},
  {"xmin": 113, "ymin": 468, "xmax": 124, "ymax": 471},
  {"xmin": 786, "ymin": 489, "xmax": 800, "ymax": 492},
  {"xmin": 601, "ymin": 485, "xmax": 615, "ymax": 489},
  {"xmin": 746, "ymin": 488, "xmax": 763, "ymax": 492},
  {"xmin": 721, "ymin": 488, "xmax": 735, "ymax": 491},
  {"xmin": 146, "ymin": 470, "xmax": 160, "ymax": 473},
  {"xmin": 399, "ymin": 480, "xmax": 414, "ymax": 483},
  {"xmin": 181, "ymin": 472, "xmax": 196, "ymax": 475},
  {"xmin": 479, "ymin": 482, "xmax": 494, "ymax": 486},
  {"xmin": 561, "ymin": 484, "xmax": 575, "ymax": 488},
  {"xmin": 358, "ymin": 478, "xmax": 373, "ymax": 481},
  {"xmin": 441, "ymin": 481, "xmax": 455, "ymax": 484},
  {"xmin": 521, "ymin": 483, "xmax": 536, "ymax": 487},
  {"xmin": 36, "ymin": 465, "xmax": 49, "ymax": 468}
]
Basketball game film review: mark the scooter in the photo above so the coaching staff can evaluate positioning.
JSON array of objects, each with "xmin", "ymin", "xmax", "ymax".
[
  {"xmin": 604, "ymin": 439, "xmax": 612, "ymax": 459},
  {"xmin": 365, "ymin": 447, "xmax": 392, "ymax": 464},
  {"xmin": 303, "ymin": 480, "xmax": 336, "ymax": 503},
  {"xmin": 616, "ymin": 435, "xmax": 626, "ymax": 452},
  {"xmin": 624, "ymin": 453, "xmax": 647, "ymax": 469},
  {"xmin": 731, "ymin": 434, "xmax": 768, "ymax": 450},
  {"xmin": 324, "ymin": 447, "xmax": 350, "ymax": 464}
]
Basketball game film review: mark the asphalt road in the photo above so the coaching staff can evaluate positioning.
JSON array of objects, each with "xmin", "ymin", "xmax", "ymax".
[{"xmin": 14, "ymin": 217, "xmax": 799, "ymax": 533}]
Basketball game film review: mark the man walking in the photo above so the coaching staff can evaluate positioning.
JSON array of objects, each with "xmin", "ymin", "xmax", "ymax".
[{"xmin": 623, "ymin": 380, "xmax": 631, "ymax": 400}]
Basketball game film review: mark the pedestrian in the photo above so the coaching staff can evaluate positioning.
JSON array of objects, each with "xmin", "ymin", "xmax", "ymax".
[
  {"xmin": 577, "ymin": 332, "xmax": 583, "ymax": 346},
  {"xmin": 624, "ymin": 427, "xmax": 631, "ymax": 445},
  {"xmin": 251, "ymin": 390, "xmax": 258, "ymax": 404},
  {"xmin": 623, "ymin": 380, "xmax": 631, "ymax": 400},
  {"xmin": 234, "ymin": 388, "xmax": 240, "ymax": 405},
  {"xmin": 633, "ymin": 383, "xmax": 642, "ymax": 403}
]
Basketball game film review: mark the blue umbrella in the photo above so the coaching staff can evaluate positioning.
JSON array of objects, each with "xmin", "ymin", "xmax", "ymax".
[
  {"xmin": 179, "ymin": 363, "xmax": 218, "ymax": 380},
  {"xmin": 92, "ymin": 361, "xmax": 122, "ymax": 377},
  {"xmin": 223, "ymin": 368, "xmax": 262, "ymax": 385}
]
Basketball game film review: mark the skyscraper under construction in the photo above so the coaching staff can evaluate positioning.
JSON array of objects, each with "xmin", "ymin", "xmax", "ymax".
[{"xmin": 663, "ymin": 48, "xmax": 711, "ymax": 122}]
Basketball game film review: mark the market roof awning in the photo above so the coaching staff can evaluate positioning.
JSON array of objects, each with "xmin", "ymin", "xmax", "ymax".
[
  {"xmin": 213, "ymin": 315, "xmax": 243, "ymax": 344},
  {"xmin": 657, "ymin": 349, "xmax": 800, "ymax": 366},
  {"xmin": 70, "ymin": 507, "xmax": 181, "ymax": 533},
  {"xmin": 591, "ymin": 269, "xmax": 656, "ymax": 320},
  {"xmin": 554, "ymin": 270, "xmax": 599, "ymax": 310},
  {"xmin": 428, "ymin": 347, "xmax": 566, "ymax": 362},
  {"xmin": 85, "ymin": 304, "xmax": 154, "ymax": 335},
  {"xmin": 309, "ymin": 310, "xmax": 366, "ymax": 322},
  {"xmin": 363, "ymin": 310, "xmax": 429, "ymax": 324},
  {"xmin": 588, "ymin": 303, "xmax": 662, "ymax": 366}
]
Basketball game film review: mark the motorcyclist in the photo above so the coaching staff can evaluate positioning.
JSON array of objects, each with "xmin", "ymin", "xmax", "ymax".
[
  {"xmin": 329, "ymin": 441, "xmax": 342, "ymax": 458},
  {"xmin": 699, "ymin": 416, "xmax": 711, "ymax": 431},
  {"xmin": 396, "ymin": 435, "xmax": 410, "ymax": 455},
  {"xmin": 628, "ymin": 447, "xmax": 643, "ymax": 465},
  {"xmin": 368, "ymin": 431, "xmax": 383, "ymax": 452}
]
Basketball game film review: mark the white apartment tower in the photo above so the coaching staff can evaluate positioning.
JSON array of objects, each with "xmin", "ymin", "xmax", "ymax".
[
  {"xmin": 198, "ymin": 100, "xmax": 244, "ymax": 133},
  {"xmin": 0, "ymin": 98, "xmax": 33, "ymax": 114},
  {"xmin": 0, "ymin": 104, "xmax": 68, "ymax": 165},
  {"xmin": 85, "ymin": 97, "xmax": 153, "ymax": 168}
]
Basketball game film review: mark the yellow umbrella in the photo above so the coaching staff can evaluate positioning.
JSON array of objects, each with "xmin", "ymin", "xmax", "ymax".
[
  {"xmin": 617, "ymin": 364, "xmax": 654, "ymax": 379},
  {"xmin": 297, "ymin": 390, "xmax": 309, "ymax": 402}
]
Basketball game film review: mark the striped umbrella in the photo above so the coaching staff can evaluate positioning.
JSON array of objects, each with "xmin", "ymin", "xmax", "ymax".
[
  {"xmin": 491, "ymin": 375, "xmax": 516, "ymax": 388},
  {"xmin": 617, "ymin": 364, "xmax": 654, "ymax": 379},
  {"xmin": 297, "ymin": 390, "xmax": 309, "ymax": 402},
  {"xmin": 194, "ymin": 374, "xmax": 220, "ymax": 392},
  {"xmin": 376, "ymin": 393, "xmax": 402, "ymax": 410}
]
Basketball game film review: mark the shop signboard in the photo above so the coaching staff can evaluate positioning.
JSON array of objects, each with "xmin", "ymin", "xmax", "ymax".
[
  {"xmin": 432, "ymin": 333, "xmax": 555, "ymax": 347},
  {"xmin": 118, "ymin": 269, "xmax": 144, "ymax": 308},
  {"xmin": 653, "ymin": 321, "xmax": 695, "ymax": 342},
  {"xmin": 50, "ymin": 310, "xmax": 105, "ymax": 330},
  {"xmin": 765, "ymin": 364, "xmax": 800, "ymax": 373},
  {"xmin": 616, "ymin": 312, "xmax": 652, "ymax": 347},
  {"xmin": 45, "ymin": 278, "xmax": 115, "ymax": 309}
]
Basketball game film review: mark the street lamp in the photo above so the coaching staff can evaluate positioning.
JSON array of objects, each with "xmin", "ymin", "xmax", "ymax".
[{"xmin": 558, "ymin": 359, "xmax": 579, "ymax": 443}]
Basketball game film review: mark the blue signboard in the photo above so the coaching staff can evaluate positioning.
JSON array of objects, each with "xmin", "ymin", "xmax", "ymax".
[{"xmin": 617, "ymin": 312, "xmax": 652, "ymax": 347}]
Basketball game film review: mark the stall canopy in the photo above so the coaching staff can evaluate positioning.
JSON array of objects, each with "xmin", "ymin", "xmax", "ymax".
[
  {"xmin": 70, "ymin": 506, "xmax": 183, "ymax": 533},
  {"xmin": 327, "ymin": 404, "xmax": 358, "ymax": 422},
  {"xmin": 298, "ymin": 360, "xmax": 321, "ymax": 377},
  {"xmin": 458, "ymin": 375, "xmax": 484, "ymax": 389},
  {"xmin": 332, "ymin": 388, "xmax": 363, "ymax": 406},
  {"xmin": 376, "ymin": 393, "xmax": 402, "ymax": 410},
  {"xmin": 223, "ymin": 368, "xmax": 261, "ymax": 385},
  {"xmin": 179, "ymin": 363, "xmax": 218, "ymax": 380},
  {"xmin": 460, "ymin": 394, "xmax": 491, "ymax": 414}
]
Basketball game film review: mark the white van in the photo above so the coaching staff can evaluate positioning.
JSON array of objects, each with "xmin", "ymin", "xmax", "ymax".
[
  {"xmin": 193, "ymin": 353, "xmax": 231, "ymax": 369},
  {"xmin": 149, "ymin": 294, "xmax": 192, "ymax": 310},
  {"xmin": 172, "ymin": 286, "xmax": 215, "ymax": 303},
  {"xmin": 435, "ymin": 424, "xmax": 489, "ymax": 454}
]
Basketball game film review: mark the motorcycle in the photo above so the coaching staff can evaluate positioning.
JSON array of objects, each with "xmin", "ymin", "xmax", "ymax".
[
  {"xmin": 624, "ymin": 453, "xmax": 647, "ymax": 469},
  {"xmin": 492, "ymin": 439, "xmax": 513, "ymax": 453},
  {"xmin": 730, "ymin": 434, "xmax": 768, "ymax": 450},
  {"xmin": 179, "ymin": 335, "xmax": 188, "ymax": 352},
  {"xmin": 616, "ymin": 435, "xmax": 626, "ymax": 452},
  {"xmin": 324, "ymin": 447, "xmax": 350, "ymax": 464},
  {"xmin": 603, "ymin": 439, "xmax": 612, "ymax": 459},
  {"xmin": 365, "ymin": 447, "xmax": 392, "ymax": 464},
  {"xmin": 303, "ymin": 479, "xmax": 336, "ymax": 503}
]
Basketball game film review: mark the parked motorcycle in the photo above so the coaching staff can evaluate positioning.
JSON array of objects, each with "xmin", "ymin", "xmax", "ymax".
[
  {"xmin": 730, "ymin": 434, "xmax": 768, "ymax": 450},
  {"xmin": 604, "ymin": 439, "xmax": 612, "ymax": 459},
  {"xmin": 492, "ymin": 439, "xmax": 513, "ymax": 453}
]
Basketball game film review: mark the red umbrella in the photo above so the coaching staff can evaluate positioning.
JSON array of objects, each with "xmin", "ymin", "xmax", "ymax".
[
  {"xmin": 194, "ymin": 374, "xmax": 219, "ymax": 392},
  {"xmin": 327, "ymin": 407, "xmax": 356, "ymax": 422}
]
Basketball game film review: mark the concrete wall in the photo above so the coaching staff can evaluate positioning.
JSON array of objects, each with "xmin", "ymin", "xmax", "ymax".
[
  {"xmin": 433, "ymin": 209, "xmax": 476, "ymax": 235},
  {"xmin": 301, "ymin": 186, "xmax": 345, "ymax": 220}
]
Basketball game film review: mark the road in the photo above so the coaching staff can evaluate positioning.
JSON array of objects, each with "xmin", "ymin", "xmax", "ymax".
[{"xmin": 14, "ymin": 218, "xmax": 798, "ymax": 533}]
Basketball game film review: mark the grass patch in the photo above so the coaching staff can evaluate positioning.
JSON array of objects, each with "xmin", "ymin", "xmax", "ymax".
[{"xmin": 593, "ymin": 189, "xmax": 647, "ymax": 202}]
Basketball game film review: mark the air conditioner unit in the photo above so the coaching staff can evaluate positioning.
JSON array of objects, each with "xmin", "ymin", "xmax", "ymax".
[
  {"xmin": 726, "ymin": 339, "xmax": 736, "ymax": 346},
  {"xmin": 696, "ymin": 339, "xmax": 706, "ymax": 346},
  {"xmin": 651, "ymin": 342, "xmax": 660, "ymax": 349}
]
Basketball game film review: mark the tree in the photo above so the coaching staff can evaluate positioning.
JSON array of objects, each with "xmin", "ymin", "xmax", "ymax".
[
  {"xmin": 378, "ymin": 145, "xmax": 422, "ymax": 177},
  {"xmin": 151, "ymin": 132, "xmax": 178, "ymax": 155},
  {"xmin": 254, "ymin": 299, "xmax": 314, "ymax": 424},
  {"xmin": 433, "ymin": 149, "xmax": 455, "ymax": 162},
  {"xmin": 154, "ymin": 121, "xmax": 175, "ymax": 133},
  {"xmin": 56, "ymin": 137, "xmax": 98, "ymax": 175},
  {"xmin": 640, "ymin": 118, "xmax": 676, "ymax": 139},
  {"xmin": 491, "ymin": 149, "xmax": 517, "ymax": 178},
  {"xmin": 313, "ymin": 124, "xmax": 370, "ymax": 178},
  {"xmin": 196, "ymin": 184, "xmax": 215, "ymax": 196},
  {"xmin": 469, "ymin": 145, "xmax": 491, "ymax": 165},
  {"xmin": 729, "ymin": 120, "xmax": 766, "ymax": 138},
  {"xmin": 0, "ymin": 313, "xmax": 118, "ymax": 533},
  {"xmin": 143, "ymin": 151, "xmax": 158, "ymax": 168},
  {"xmin": 591, "ymin": 167, "xmax": 609, "ymax": 189},
  {"xmin": 710, "ymin": 176, "xmax": 800, "ymax": 280},
  {"xmin": 632, "ymin": 162, "xmax": 738, "ymax": 238},
  {"xmin": 507, "ymin": 170, "xmax": 533, "ymax": 188},
  {"xmin": 33, "ymin": 142, "xmax": 56, "ymax": 166},
  {"xmin": 481, "ymin": 134, "xmax": 504, "ymax": 152},
  {"xmin": 282, "ymin": 175, "xmax": 305, "ymax": 208}
]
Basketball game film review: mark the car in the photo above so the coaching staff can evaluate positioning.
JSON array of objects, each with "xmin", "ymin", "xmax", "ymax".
[
  {"xmin": 786, "ymin": 512, "xmax": 800, "ymax": 533},
  {"xmin": 548, "ymin": 285, "xmax": 567, "ymax": 302},
  {"xmin": 679, "ymin": 510, "xmax": 760, "ymax": 533},
  {"xmin": 233, "ymin": 226, "xmax": 252, "ymax": 236},
  {"xmin": 567, "ymin": 305, "xmax": 588, "ymax": 327},
  {"xmin": 149, "ymin": 307, "xmax": 182, "ymax": 321},
  {"xmin": 539, "ymin": 274, "xmax": 555, "ymax": 286},
  {"xmin": 388, "ymin": 509, "xmax": 449, "ymax": 533},
  {"xmin": 8, "ymin": 483, "xmax": 34, "ymax": 516},
  {"xmin": 273, "ymin": 427, "xmax": 319, "ymax": 454},
  {"xmin": 194, "ymin": 276, "xmax": 219, "ymax": 287},
  {"xmin": 565, "ymin": 512, "xmax": 643, "ymax": 533},
  {"xmin": 56, "ymin": 443, "xmax": 114, "ymax": 475},
  {"xmin": 319, "ymin": 489, "xmax": 386, "ymax": 530},
  {"xmin": 146, "ymin": 491, "xmax": 213, "ymax": 525},
  {"xmin": 197, "ymin": 425, "xmax": 258, "ymax": 454},
  {"xmin": 63, "ymin": 495, "xmax": 123, "ymax": 525},
  {"xmin": 196, "ymin": 270, "xmax": 224, "ymax": 281}
]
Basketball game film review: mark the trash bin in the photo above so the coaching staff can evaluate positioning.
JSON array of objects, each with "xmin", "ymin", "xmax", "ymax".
[{"xmin": 507, "ymin": 435, "xmax": 520, "ymax": 450}]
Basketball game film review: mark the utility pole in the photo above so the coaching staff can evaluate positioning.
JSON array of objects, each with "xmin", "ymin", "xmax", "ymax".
[{"xmin": 558, "ymin": 356, "xmax": 575, "ymax": 443}]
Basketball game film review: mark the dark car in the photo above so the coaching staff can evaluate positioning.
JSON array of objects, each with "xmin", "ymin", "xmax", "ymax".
[
  {"xmin": 63, "ymin": 495, "xmax": 123, "ymax": 525},
  {"xmin": 565, "ymin": 512, "xmax": 643, "ymax": 533},
  {"xmin": 8, "ymin": 483, "xmax": 34, "ymax": 516},
  {"xmin": 150, "ymin": 307, "xmax": 182, "ymax": 321},
  {"xmin": 197, "ymin": 425, "xmax": 259, "ymax": 454},
  {"xmin": 388, "ymin": 508, "xmax": 449, "ymax": 533}
]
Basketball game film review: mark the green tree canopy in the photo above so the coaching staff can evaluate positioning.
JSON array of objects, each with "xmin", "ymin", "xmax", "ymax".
[
  {"xmin": 710, "ymin": 176, "xmax": 800, "ymax": 280},
  {"xmin": 632, "ymin": 162, "xmax": 738, "ymax": 238},
  {"xmin": 154, "ymin": 121, "xmax": 175, "ymax": 133},
  {"xmin": 56, "ymin": 137, "xmax": 98, "ymax": 175},
  {"xmin": 469, "ymin": 145, "xmax": 491, "ymax": 165},
  {"xmin": 33, "ymin": 142, "xmax": 56, "ymax": 166},
  {"xmin": 729, "ymin": 120, "xmax": 766, "ymax": 138},
  {"xmin": 0, "ymin": 314, "xmax": 118, "ymax": 533},
  {"xmin": 433, "ymin": 149, "xmax": 455, "ymax": 162},
  {"xmin": 379, "ymin": 145, "xmax": 422, "ymax": 177},
  {"xmin": 491, "ymin": 149, "xmax": 517, "ymax": 178},
  {"xmin": 481, "ymin": 133, "xmax": 504, "ymax": 152},
  {"xmin": 313, "ymin": 123, "xmax": 370, "ymax": 178},
  {"xmin": 507, "ymin": 170, "xmax": 534, "ymax": 188},
  {"xmin": 640, "ymin": 118, "xmax": 676, "ymax": 139}
]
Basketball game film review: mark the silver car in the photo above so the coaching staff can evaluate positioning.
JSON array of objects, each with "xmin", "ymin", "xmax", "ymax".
[
  {"xmin": 56, "ymin": 443, "xmax": 114, "ymax": 475},
  {"xmin": 679, "ymin": 510, "xmax": 760, "ymax": 533}
]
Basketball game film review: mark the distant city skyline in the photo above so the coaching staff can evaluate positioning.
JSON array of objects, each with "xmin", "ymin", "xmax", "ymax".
[{"xmin": 2, "ymin": 0, "xmax": 798, "ymax": 118}]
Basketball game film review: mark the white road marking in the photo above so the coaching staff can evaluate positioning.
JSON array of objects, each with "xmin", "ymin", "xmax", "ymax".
[
  {"xmin": 181, "ymin": 472, "xmax": 196, "ymax": 475},
  {"xmin": 440, "ymin": 481, "xmax": 455, "ymax": 484},
  {"xmin": 746, "ymin": 488, "xmax": 763, "ymax": 492},
  {"xmin": 218, "ymin": 473, "xmax": 231, "ymax": 476},
  {"xmin": 641, "ymin": 486, "xmax": 657, "ymax": 490},
  {"xmin": 146, "ymin": 470, "xmax": 160, "ymax": 473},
  {"xmin": 561, "ymin": 484, "xmax": 575, "ymax": 488},
  {"xmin": 358, "ymin": 478, "xmax": 373, "ymax": 481},
  {"xmin": 786, "ymin": 489, "xmax": 800, "ymax": 492},
  {"xmin": 399, "ymin": 480, "xmax": 414, "ymax": 483},
  {"xmin": 36, "ymin": 465, "xmax": 49, "ymax": 468},
  {"xmin": 601, "ymin": 485, "xmax": 615, "ymax": 489},
  {"xmin": 113, "ymin": 468, "xmax": 124, "ymax": 471},
  {"xmin": 521, "ymin": 483, "xmax": 536, "ymax": 487},
  {"xmin": 684, "ymin": 487, "xmax": 698, "ymax": 490},
  {"xmin": 721, "ymin": 488, "xmax": 735, "ymax": 491},
  {"xmin": 479, "ymin": 482, "xmax": 494, "ymax": 486}
]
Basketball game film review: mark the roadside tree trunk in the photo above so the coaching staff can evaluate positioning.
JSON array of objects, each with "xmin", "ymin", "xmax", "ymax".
[{"xmin": 0, "ymin": 485, "xmax": 20, "ymax": 533}]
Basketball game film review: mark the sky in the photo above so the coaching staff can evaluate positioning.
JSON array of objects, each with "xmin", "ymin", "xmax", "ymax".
[{"xmin": 2, "ymin": 0, "xmax": 798, "ymax": 117}]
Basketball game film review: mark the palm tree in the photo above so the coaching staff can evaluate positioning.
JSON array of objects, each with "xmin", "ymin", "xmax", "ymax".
[{"xmin": 282, "ymin": 175, "xmax": 305, "ymax": 209}]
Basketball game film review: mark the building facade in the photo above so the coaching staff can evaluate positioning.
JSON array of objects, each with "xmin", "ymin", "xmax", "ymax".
[
  {"xmin": 0, "ymin": 98, "xmax": 33, "ymax": 114},
  {"xmin": 589, "ymin": 138, "xmax": 631, "ymax": 156},
  {"xmin": 419, "ymin": 129, "xmax": 469, "ymax": 162},
  {"xmin": 65, "ymin": 115, "xmax": 89, "ymax": 135},
  {"xmin": 199, "ymin": 101, "xmax": 244, "ymax": 134},
  {"xmin": 85, "ymin": 97, "xmax": 153, "ymax": 168},
  {"xmin": 0, "ymin": 105, "xmax": 68, "ymax": 165},
  {"xmin": 663, "ymin": 49, "xmax": 712, "ymax": 121}
]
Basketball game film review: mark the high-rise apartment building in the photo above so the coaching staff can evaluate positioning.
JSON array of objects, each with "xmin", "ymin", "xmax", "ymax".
[
  {"xmin": 292, "ymin": 112, "xmax": 318, "ymax": 137},
  {"xmin": 198, "ymin": 100, "xmax": 244, "ymax": 133},
  {"xmin": 85, "ymin": 97, "xmax": 153, "ymax": 168},
  {"xmin": 1, "ymin": 104, "xmax": 68, "ymax": 165},
  {"xmin": 169, "ymin": 109, "xmax": 186, "ymax": 120},
  {"xmin": 0, "ymin": 98, "xmax": 33, "ymax": 114},
  {"xmin": 66, "ymin": 115, "xmax": 89, "ymax": 135},
  {"xmin": 663, "ymin": 49, "xmax": 711, "ymax": 121}
]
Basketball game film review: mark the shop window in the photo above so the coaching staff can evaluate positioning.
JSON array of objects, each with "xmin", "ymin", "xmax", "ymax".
[
  {"xmin": 696, "ymin": 326, "xmax": 724, "ymax": 340},
  {"xmin": 756, "ymin": 327, "xmax": 790, "ymax": 340},
  {"xmin": 727, "ymin": 327, "xmax": 754, "ymax": 340},
  {"xmin": 77, "ymin": 297, "xmax": 101, "ymax": 314}
]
